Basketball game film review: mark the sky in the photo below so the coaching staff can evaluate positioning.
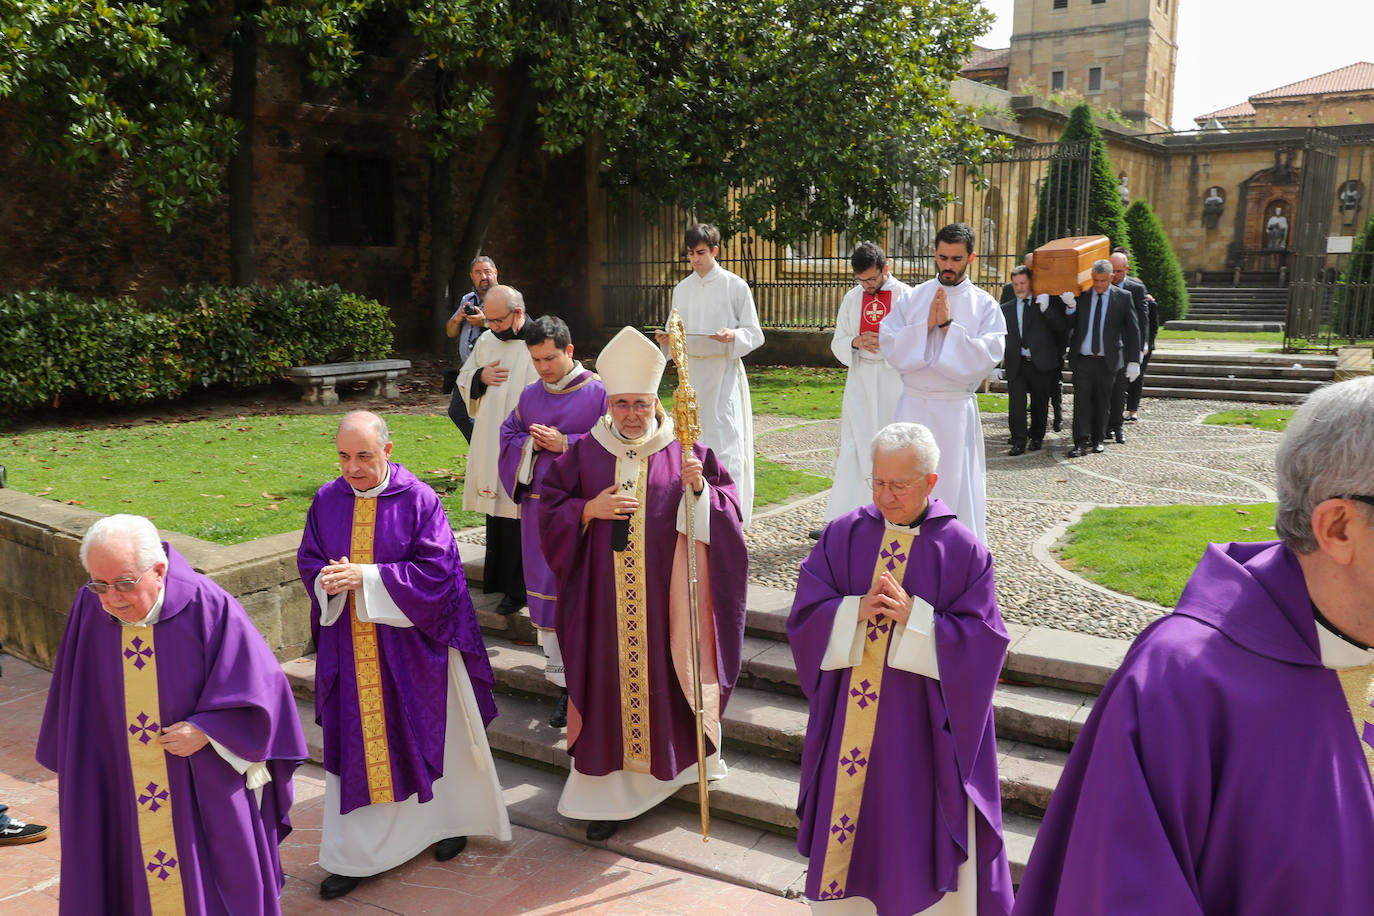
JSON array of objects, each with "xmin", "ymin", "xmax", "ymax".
[{"xmin": 977, "ymin": 0, "xmax": 1374, "ymax": 130}]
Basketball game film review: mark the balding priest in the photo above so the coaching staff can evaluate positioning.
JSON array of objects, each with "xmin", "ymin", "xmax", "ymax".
[
  {"xmin": 298, "ymin": 410, "xmax": 510, "ymax": 899},
  {"xmin": 539, "ymin": 326, "xmax": 749, "ymax": 842},
  {"xmin": 790, "ymin": 422, "xmax": 1013, "ymax": 915}
]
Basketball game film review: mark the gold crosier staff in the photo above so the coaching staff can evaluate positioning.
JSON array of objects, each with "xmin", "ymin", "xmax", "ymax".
[{"xmin": 667, "ymin": 311, "xmax": 711, "ymax": 841}]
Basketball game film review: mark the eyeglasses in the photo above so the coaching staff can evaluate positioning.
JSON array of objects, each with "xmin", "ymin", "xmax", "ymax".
[
  {"xmin": 1337, "ymin": 494, "xmax": 1374, "ymax": 509},
  {"xmin": 610, "ymin": 400, "xmax": 655, "ymax": 414},
  {"xmin": 84, "ymin": 568, "xmax": 154, "ymax": 595},
  {"xmin": 483, "ymin": 310, "xmax": 514, "ymax": 327},
  {"xmin": 867, "ymin": 477, "xmax": 916, "ymax": 495},
  {"xmin": 855, "ymin": 271, "xmax": 884, "ymax": 287}
]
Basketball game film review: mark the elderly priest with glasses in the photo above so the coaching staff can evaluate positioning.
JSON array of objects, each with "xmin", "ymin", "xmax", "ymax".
[
  {"xmin": 539, "ymin": 326, "xmax": 749, "ymax": 842},
  {"xmin": 37, "ymin": 514, "xmax": 307, "ymax": 915},
  {"xmin": 789, "ymin": 422, "xmax": 1013, "ymax": 915},
  {"xmin": 1013, "ymin": 376, "xmax": 1374, "ymax": 914}
]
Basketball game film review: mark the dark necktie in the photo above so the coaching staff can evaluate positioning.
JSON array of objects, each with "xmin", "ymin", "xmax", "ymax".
[{"xmin": 1091, "ymin": 293, "xmax": 1104, "ymax": 356}]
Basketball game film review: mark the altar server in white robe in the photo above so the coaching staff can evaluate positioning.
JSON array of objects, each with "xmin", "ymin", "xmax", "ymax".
[
  {"xmin": 458, "ymin": 285, "xmax": 540, "ymax": 613},
  {"xmin": 655, "ymin": 223, "xmax": 764, "ymax": 529},
  {"xmin": 879, "ymin": 223, "xmax": 1006, "ymax": 543},
  {"xmin": 824, "ymin": 242, "xmax": 912, "ymax": 522}
]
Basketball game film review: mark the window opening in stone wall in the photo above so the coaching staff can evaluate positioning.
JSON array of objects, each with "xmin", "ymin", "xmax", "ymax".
[
  {"xmin": 1052, "ymin": 70, "xmax": 1065, "ymax": 92},
  {"xmin": 1053, "ymin": 0, "xmax": 1067, "ymax": 9},
  {"xmin": 1088, "ymin": 67, "xmax": 1102, "ymax": 92},
  {"xmin": 324, "ymin": 151, "xmax": 396, "ymax": 247}
]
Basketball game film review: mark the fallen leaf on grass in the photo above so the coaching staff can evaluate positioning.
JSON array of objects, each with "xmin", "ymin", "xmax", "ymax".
[
  {"xmin": 200, "ymin": 494, "xmax": 225, "ymax": 499},
  {"xmin": 101, "ymin": 475, "xmax": 112, "ymax": 481},
  {"xmin": 261, "ymin": 504, "xmax": 280, "ymax": 511},
  {"xmin": 120, "ymin": 499, "xmax": 132, "ymax": 503},
  {"xmin": 261, "ymin": 491, "xmax": 288, "ymax": 501},
  {"xmin": 1234, "ymin": 508, "xmax": 1249, "ymax": 515},
  {"xmin": 64, "ymin": 499, "xmax": 84, "ymax": 505},
  {"xmin": 234, "ymin": 503, "xmax": 255, "ymax": 508}
]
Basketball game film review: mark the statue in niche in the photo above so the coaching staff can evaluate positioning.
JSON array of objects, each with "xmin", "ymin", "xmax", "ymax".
[
  {"xmin": 1339, "ymin": 180, "xmax": 1363, "ymax": 227},
  {"xmin": 1118, "ymin": 173, "xmax": 1130, "ymax": 205},
  {"xmin": 1202, "ymin": 186, "xmax": 1225, "ymax": 229},
  {"xmin": 1265, "ymin": 207, "xmax": 1289, "ymax": 250}
]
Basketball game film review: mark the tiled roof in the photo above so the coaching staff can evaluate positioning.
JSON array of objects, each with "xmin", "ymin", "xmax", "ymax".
[
  {"xmin": 1250, "ymin": 61, "xmax": 1374, "ymax": 100},
  {"xmin": 963, "ymin": 45, "xmax": 1011, "ymax": 72},
  {"xmin": 1194, "ymin": 100, "xmax": 1256, "ymax": 123}
]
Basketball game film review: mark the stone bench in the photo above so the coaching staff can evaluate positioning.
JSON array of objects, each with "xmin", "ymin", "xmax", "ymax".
[{"xmin": 283, "ymin": 359, "xmax": 411, "ymax": 406}]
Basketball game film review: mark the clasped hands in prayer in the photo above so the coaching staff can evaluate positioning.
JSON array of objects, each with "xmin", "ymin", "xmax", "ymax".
[
  {"xmin": 529, "ymin": 423, "xmax": 567, "ymax": 453},
  {"xmin": 580, "ymin": 458, "xmax": 705, "ymax": 525},
  {"xmin": 859, "ymin": 571, "xmax": 914, "ymax": 626},
  {"xmin": 320, "ymin": 557, "xmax": 363, "ymax": 595}
]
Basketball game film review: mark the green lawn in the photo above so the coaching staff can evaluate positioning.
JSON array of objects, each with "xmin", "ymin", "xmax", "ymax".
[
  {"xmin": 0, "ymin": 414, "xmax": 829, "ymax": 545},
  {"xmin": 1155, "ymin": 329, "xmax": 1285, "ymax": 343},
  {"xmin": 1203, "ymin": 408, "xmax": 1294, "ymax": 431},
  {"xmin": 1058, "ymin": 503, "xmax": 1278, "ymax": 607}
]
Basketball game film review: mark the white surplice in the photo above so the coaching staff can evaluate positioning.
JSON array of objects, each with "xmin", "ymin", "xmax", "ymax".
[
  {"xmin": 663, "ymin": 264, "xmax": 764, "ymax": 529},
  {"xmin": 314, "ymin": 472, "xmax": 511, "ymax": 878},
  {"xmin": 458, "ymin": 329, "xmax": 538, "ymax": 518},
  {"xmin": 824, "ymin": 275, "xmax": 913, "ymax": 522},
  {"xmin": 878, "ymin": 276, "xmax": 1005, "ymax": 543}
]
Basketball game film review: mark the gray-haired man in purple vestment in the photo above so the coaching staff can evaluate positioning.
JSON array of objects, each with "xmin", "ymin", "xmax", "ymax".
[
  {"xmin": 789, "ymin": 422, "xmax": 1013, "ymax": 915},
  {"xmin": 38, "ymin": 514, "xmax": 307, "ymax": 915},
  {"xmin": 1014, "ymin": 375, "xmax": 1374, "ymax": 915}
]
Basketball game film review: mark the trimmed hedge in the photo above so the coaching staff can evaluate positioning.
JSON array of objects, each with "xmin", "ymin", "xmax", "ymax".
[
  {"xmin": 1, "ymin": 282, "xmax": 394, "ymax": 414},
  {"xmin": 1125, "ymin": 199, "xmax": 1189, "ymax": 323}
]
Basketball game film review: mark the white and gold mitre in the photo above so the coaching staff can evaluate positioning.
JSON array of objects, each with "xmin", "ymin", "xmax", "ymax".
[{"xmin": 597, "ymin": 326, "xmax": 666, "ymax": 396}]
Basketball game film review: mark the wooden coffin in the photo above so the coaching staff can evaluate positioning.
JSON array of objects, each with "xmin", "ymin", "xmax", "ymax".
[{"xmin": 1032, "ymin": 235, "xmax": 1110, "ymax": 297}]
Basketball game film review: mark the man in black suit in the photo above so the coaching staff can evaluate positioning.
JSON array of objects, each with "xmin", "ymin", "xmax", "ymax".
[
  {"xmin": 1064, "ymin": 260, "xmax": 1141, "ymax": 458},
  {"xmin": 1001, "ymin": 252, "xmax": 1065, "ymax": 433},
  {"xmin": 1000, "ymin": 266, "xmax": 1066, "ymax": 454},
  {"xmin": 1105, "ymin": 251, "xmax": 1151, "ymax": 443},
  {"xmin": 1111, "ymin": 250, "xmax": 1159, "ymax": 425}
]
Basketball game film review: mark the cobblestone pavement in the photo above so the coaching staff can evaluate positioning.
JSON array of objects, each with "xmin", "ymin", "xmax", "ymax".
[{"xmin": 753, "ymin": 397, "xmax": 1284, "ymax": 640}]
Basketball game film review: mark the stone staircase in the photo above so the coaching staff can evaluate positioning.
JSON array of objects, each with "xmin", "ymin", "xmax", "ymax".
[
  {"xmin": 1168, "ymin": 287, "xmax": 1288, "ymax": 331},
  {"xmin": 281, "ymin": 545, "xmax": 1131, "ymax": 898}
]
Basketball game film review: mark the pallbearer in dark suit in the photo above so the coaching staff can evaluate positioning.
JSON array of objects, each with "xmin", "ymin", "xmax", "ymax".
[
  {"xmin": 1107, "ymin": 250, "xmax": 1152, "ymax": 442},
  {"xmin": 1000, "ymin": 266, "xmax": 1067, "ymax": 454},
  {"xmin": 1063, "ymin": 260, "xmax": 1141, "ymax": 458}
]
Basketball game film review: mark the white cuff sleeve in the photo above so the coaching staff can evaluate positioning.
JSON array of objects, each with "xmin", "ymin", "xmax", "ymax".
[
  {"xmin": 314, "ymin": 575, "xmax": 347, "ymax": 627},
  {"xmin": 820, "ymin": 596, "xmax": 867, "ymax": 670},
  {"xmin": 354, "ymin": 565, "xmax": 415, "ymax": 628},
  {"xmin": 886, "ymin": 595, "xmax": 940, "ymax": 679},
  {"xmin": 207, "ymin": 736, "xmax": 272, "ymax": 790},
  {"xmin": 675, "ymin": 480, "xmax": 712, "ymax": 545},
  {"xmin": 517, "ymin": 438, "xmax": 536, "ymax": 486}
]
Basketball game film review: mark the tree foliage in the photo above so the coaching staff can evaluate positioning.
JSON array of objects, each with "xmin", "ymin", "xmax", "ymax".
[
  {"xmin": 1124, "ymin": 198, "xmax": 1189, "ymax": 323},
  {"xmin": 1334, "ymin": 206, "xmax": 1374, "ymax": 337},
  {"xmin": 1025, "ymin": 103, "xmax": 1129, "ymax": 252}
]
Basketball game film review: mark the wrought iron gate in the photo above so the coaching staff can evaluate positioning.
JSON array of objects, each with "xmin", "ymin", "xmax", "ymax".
[{"xmin": 601, "ymin": 139, "xmax": 1092, "ymax": 330}]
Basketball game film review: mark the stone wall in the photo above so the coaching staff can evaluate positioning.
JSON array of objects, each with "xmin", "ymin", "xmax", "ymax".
[{"xmin": 0, "ymin": 489, "xmax": 312, "ymax": 670}]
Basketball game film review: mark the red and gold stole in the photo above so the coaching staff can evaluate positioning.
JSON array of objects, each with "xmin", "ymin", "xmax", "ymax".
[
  {"xmin": 858, "ymin": 290, "xmax": 893, "ymax": 335},
  {"xmin": 350, "ymin": 496, "xmax": 394, "ymax": 802},
  {"xmin": 815, "ymin": 529, "xmax": 916, "ymax": 901},
  {"xmin": 121, "ymin": 625, "xmax": 187, "ymax": 914}
]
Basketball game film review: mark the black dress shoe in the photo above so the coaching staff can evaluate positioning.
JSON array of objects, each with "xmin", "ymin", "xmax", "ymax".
[
  {"xmin": 807, "ymin": 528, "xmax": 823, "ymax": 541},
  {"xmin": 435, "ymin": 836, "xmax": 468, "ymax": 861},
  {"xmin": 1006, "ymin": 436, "xmax": 1015, "ymax": 445},
  {"xmin": 1008, "ymin": 445, "xmax": 1025, "ymax": 456},
  {"xmin": 548, "ymin": 689, "xmax": 568, "ymax": 728},
  {"xmin": 1066, "ymin": 446, "xmax": 1086, "ymax": 458},
  {"xmin": 320, "ymin": 874, "xmax": 362, "ymax": 899},
  {"xmin": 1027, "ymin": 440, "xmax": 1042, "ymax": 452},
  {"xmin": 586, "ymin": 820, "xmax": 619, "ymax": 842},
  {"xmin": 1052, "ymin": 417, "xmax": 1063, "ymax": 432},
  {"xmin": 1092, "ymin": 442, "xmax": 1106, "ymax": 454},
  {"xmin": 496, "ymin": 594, "xmax": 524, "ymax": 616},
  {"xmin": 1113, "ymin": 429, "xmax": 1126, "ymax": 444}
]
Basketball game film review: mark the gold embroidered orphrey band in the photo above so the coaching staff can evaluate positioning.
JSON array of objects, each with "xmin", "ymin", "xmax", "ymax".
[
  {"xmin": 350, "ymin": 496, "xmax": 394, "ymax": 803},
  {"xmin": 816, "ymin": 529, "xmax": 916, "ymax": 901},
  {"xmin": 613, "ymin": 461, "xmax": 653, "ymax": 774},
  {"xmin": 122, "ymin": 626, "xmax": 187, "ymax": 914},
  {"xmin": 1337, "ymin": 664, "xmax": 1374, "ymax": 785}
]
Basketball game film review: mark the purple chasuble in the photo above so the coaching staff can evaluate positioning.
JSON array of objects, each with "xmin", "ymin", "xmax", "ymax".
[
  {"xmin": 539, "ymin": 433, "xmax": 748, "ymax": 779},
  {"xmin": 298, "ymin": 462, "xmax": 496, "ymax": 815},
  {"xmin": 36, "ymin": 545, "xmax": 306, "ymax": 916},
  {"xmin": 1013, "ymin": 541, "xmax": 1374, "ymax": 915},
  {"xmin": 497, "ymin": 369, "xmax": 606, "ymax": 629},
  {"xmin": 790, "ymin": 501, "xmax": 1013, "ymax": 916}
]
